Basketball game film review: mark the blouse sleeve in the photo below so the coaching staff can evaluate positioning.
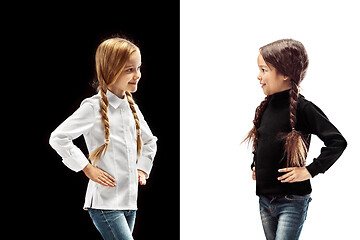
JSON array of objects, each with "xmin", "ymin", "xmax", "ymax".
[
  {"xmin": 301, "ymin": 101, "xmax": 347, "ymax": 177},
  {"xmin": 49, "ymin": 100, "xmax": 95, "ymax": 172},
  {"xmin": 135, "ymin": 105, "xmax": 158, "ymax": 178}
]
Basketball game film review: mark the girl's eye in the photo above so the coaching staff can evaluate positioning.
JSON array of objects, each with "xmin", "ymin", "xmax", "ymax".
[
  {"xmin": 262, "ymin": 68, "xmax": 267, "ymax": 73},
  {"xmin": 126, "ymin": 66, "xmax": 141, "ymax": 72}
]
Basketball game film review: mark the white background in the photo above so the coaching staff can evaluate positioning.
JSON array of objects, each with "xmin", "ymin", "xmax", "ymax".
[{"xmin": 181, "ymin": 0, "xmax": 359, "ymax": 239}]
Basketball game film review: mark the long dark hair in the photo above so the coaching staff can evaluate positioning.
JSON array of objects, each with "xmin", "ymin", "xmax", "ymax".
[{"xmin": 243, "ymin": 39, "xmax": 309, "ymax": 167}]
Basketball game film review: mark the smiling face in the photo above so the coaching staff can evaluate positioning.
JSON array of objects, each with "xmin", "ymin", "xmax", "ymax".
[
  {"xmin": 257, "ymin": 54, "xmax": 291, "ymax": 96},
  {"xmin": 108, "ymin": 50, "xmax": 142, "ymax": 98}
]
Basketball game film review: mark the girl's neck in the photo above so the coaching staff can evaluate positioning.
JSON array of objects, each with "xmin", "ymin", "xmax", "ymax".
[
  {"xmin": 272, "ymin": 87, "xmax": 291, "ymax": 95},
  {"xmin": 107, "ymin": 87, "xmax": 125, "ymax": 99}
]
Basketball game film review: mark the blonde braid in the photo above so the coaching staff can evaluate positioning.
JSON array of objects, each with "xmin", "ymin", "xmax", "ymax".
[
  {"xmin": 125, "ymin": 91, "xmax": 142, "ymax": 156},
  {"xmin": 89, "ymin": 84, "xmax": 110, "ymax": 163}
]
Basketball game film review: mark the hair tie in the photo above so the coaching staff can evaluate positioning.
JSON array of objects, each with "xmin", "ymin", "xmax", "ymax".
[
  {"xmin": 104, "ymin": 138, "xmax": 110, "ymax": 144},
  {"xmin": 137, "ymin": 129, "xmax": 141, "ymax": 136}
]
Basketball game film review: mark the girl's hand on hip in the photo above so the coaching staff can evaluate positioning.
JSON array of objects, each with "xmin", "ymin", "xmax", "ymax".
[
  {"xmin": 278, "ymin": 167, "xmax": 311, "ymax": 183},
  {"xmin": 137, "ymin": 170, "xmax": 147, "ymax": 185},
  {"xmin": 252, "ymin": 167, "xmax": 256, "ymax": 180},
  {"xmin": 82, "ymin": 163, "xmax": 116, "ymax": 187}
]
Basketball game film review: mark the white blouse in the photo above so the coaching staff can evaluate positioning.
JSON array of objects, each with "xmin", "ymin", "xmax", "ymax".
[{"xmin": 49, "ymin": 90, "xmax": 157, "ymax": 210}]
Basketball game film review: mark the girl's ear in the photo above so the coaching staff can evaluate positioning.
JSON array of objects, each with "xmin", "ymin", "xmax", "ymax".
[{"xmin": 283, "ymin": 75, "xmax": 290, "ymax": 81}]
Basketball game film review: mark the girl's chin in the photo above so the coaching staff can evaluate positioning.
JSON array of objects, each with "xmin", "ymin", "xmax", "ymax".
[
  {"xmin": 262, "ymin": 87, "xmax": 274, "ymax": 96},
  {"xmin": 127, "ymin": 86, "xmax": 138, "ymax": 93}
]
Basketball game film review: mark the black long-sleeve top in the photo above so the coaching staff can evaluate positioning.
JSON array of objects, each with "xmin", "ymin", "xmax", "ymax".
[{"xmin": 253, "ymin": 90, "xmax": 347, "ymax": 196}]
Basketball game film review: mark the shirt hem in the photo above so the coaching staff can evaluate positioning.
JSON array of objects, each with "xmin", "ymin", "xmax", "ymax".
[{"xmin": 83, "ymin": 205, "xmax": 138, "ymax": 211}]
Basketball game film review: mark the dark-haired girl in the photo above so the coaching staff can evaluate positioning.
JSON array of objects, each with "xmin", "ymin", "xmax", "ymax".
[{"xmin": 244, "ymin": 39, "xmax": 347, "ymax": 240}]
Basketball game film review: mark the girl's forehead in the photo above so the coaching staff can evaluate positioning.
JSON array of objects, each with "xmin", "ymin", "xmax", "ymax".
[
  {"xmin": 127, "ymin": 50, "xmax": 141, "ymax": 64},
  {"xmin": 257, "ymin": 54, "xmax": 263, "ymax": 63},
  {"xmin": 257, "ymin": 54, "xmax": 268, "ymax": 67}
]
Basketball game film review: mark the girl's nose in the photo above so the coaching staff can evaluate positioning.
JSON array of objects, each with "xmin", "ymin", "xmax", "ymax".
[
  {"xmin": 257, "ymin": 74, "xmax": 262, "ymax": 81},
  {"xmin": 134, "ymin": 70, "xmax": 141, "ymax": 80}
]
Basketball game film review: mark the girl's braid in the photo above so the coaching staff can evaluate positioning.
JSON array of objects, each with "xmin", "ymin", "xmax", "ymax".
[
  {"xmin": 89, "ymin": 83, "xmax": 110, "ymax": 163},
  {"xmin": 289, "ymin": 80, "xmax": 298, "ymax": 130},
  {"xmin": 243, "ymin": 95, "xmax": 272, "ymax": 152},
  {"xmin": 125, "ymin": 91, "xmax": 142, "ymax": 156},
  {"xmin": 282, "ymin": 80, "xmax": 308, "ymax": 167}
]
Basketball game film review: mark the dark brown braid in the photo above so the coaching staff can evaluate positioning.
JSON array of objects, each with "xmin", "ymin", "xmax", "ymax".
[
  {"xmin": 289, "ymin": 80, "xmax": 298, "ymax": 130},
  {"xmin": 242, "ymin": 95, "xmax": 272, "ymax": 152},
  {"xmin": 281, "ymin": 80, "xmax": 308, "ymax": 167}
]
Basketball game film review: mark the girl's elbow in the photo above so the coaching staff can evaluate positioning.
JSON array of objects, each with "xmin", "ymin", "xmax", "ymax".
[
  {"xmin": 49, "ymin": 132, "xmax": 60, "ymax": 149},
  {"xmin": 341, "ymin": 138, "xmax": 347, "ymax": 150},
  {"xmin": 335, "ymin": 136, "xmax": 348, "ymax": 152}
]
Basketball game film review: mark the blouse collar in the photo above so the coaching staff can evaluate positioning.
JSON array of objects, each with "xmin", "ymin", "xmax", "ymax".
[{"xmin": 103, "ymin": 90, "xmax": 128, "ymax": 109}]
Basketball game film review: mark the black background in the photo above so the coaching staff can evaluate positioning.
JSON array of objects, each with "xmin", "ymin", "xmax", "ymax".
[{"xmin": 11, "ymin": 2, "xmax": 179, "ymax": 239}]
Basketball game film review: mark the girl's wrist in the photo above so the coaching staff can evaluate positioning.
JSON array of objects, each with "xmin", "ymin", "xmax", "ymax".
[{"xmin": 82, "ymin": 163, "xmax": 93, "ymax": 173}]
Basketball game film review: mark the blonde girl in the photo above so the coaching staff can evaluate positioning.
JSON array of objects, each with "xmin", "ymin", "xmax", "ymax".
[{"xmin": 49, "ymin": 37, "xmax": 157, "ymax": 240}]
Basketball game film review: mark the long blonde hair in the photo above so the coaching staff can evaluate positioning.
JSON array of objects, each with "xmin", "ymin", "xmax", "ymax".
[{"xmin": 89, "ymin": 37, "xmax": 142, "ymax": 163}]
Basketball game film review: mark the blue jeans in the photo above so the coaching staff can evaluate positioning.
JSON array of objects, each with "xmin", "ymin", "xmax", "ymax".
[
  {"xmin": 88, "ymin": 209, "xmax": 136, "ymax": 240},
  {"xmin": 259, "ymin": 195, "xmax": 311, "ymax": 240}
]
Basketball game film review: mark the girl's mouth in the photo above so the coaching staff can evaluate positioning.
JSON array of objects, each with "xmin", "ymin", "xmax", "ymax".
[
  {"xmin": 260, "ymin": 83, "xmax": 266, "ymax": 88},
  {"xmin": 128, "ymin": 82, "xmax": 138, "ymax": 85}
]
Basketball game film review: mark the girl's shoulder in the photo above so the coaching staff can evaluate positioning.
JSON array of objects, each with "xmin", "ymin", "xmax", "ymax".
[
  {"xmin": 80, "ymin": 92, "xmax": 101, "ymax": 110},
  {"xmin": 297, "ymin": 94, "xmax": 327, "ymax": 119},
  {"xmin": 298, "ymin": 94, "xmax": 316, "ymax": 111}
]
